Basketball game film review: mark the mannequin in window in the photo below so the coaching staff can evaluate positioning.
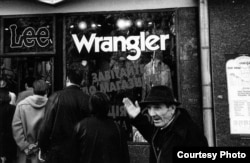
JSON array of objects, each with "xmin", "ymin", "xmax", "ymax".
[{"xmin": 142, "ymin": 50, "xmax": 172, "ymax": 100}]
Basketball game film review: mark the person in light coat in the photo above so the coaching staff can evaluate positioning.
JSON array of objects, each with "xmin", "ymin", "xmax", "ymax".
[{"xmin": 12, "ymin": 79, "xmax": 48, "ymax": 163}]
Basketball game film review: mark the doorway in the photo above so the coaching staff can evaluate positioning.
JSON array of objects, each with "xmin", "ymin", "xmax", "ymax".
[{"xmin": 0, "ymin": 56, "xmax": 54, "ymax": 96}]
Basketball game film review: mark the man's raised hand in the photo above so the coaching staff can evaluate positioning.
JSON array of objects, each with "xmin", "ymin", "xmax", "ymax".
[{"xmin": 122, "ymin": 98, "xmax": 141, "ymax": 118}]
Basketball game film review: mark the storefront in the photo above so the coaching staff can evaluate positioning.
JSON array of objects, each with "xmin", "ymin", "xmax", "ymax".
[
  {"xmin": 0, "ymin": 15, "xmax": 56, "ymax": 95},
  {"xmin": 65, "ymin": 9, "xmax": 178, "ymax": 137}
]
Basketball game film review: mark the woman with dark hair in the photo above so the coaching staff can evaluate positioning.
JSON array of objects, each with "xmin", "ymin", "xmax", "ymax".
[
  {"xmin": 0, "ymin": 78, "xmax": 16, "ymax": 105},
  {"xmin": 0, "ymin": 88, "xmax": 17, "ymax": 163},
  {"xmin": 89, "ymin": 92, "xmax": 110, "ymax": 117},
  {"xmin": 73, "ymin": 92, "xmax": 130, "ymax": 163}
]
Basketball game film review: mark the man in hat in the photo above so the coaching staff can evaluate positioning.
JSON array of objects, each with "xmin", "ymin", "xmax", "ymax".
[{"xmin": 123, "ymin": 85, "xmax": 208, "ymax": 163}]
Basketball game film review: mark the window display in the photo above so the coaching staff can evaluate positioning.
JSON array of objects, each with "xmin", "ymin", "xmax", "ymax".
[{"xmin": 65, "ymin": 10, "xmax": 177, "ymax": 140}]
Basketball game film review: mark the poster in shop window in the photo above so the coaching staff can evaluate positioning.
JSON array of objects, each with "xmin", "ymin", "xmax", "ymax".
[
  {"xmin": 1, "ymin": 16, "xmax": 55, "ymax": 55},
  {"xmin": 226, "ymin": 55, "xmax": 250, "ymax": 135}
]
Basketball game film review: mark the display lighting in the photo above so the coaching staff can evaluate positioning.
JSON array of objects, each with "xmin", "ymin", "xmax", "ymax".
[
  {"xmin": 91, "ymin": 23, "xmax": 97, "ymax": 29},
  {"xmin": 38, "ymin": 0, "xmax": 64, "ymax": 5},
  {"xmin": 135, "ymin": 19, "xmax": 143, "ymax": 28},
  {"xmin": 116, "ymin": 18, "xmax": 132, "ymax": 30},
  {"xmin": 70, "ymin": 25, "xmax": 74, "ymax": 29},
  {"xmin": 78, "ymin": 21, "xmax": 87, "ymax": 30},
  {"xmin": 81, "ymin": 60, "xmax": 88, "ymax": 67},
  {"xmin": 125, "ymin": 20, "xmax": 132, "ymax": 28}
]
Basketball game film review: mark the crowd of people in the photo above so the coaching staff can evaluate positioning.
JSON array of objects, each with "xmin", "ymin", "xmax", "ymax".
[{"xmin": 0, "ymin": 62, "xmax": 208, "ymax": 163}]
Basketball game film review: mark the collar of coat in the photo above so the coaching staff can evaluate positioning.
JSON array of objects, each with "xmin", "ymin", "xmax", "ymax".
[
  {"xmin": 65, "ymin": 84, "xmax": 81, "ymax": 90},
  {"xmin": 159, "ymin": 108, "xmax": 193, "ymax": 139}
]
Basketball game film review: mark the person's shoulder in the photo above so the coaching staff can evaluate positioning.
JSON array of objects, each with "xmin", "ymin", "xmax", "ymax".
[
  {"xmin": 174, "ymin": 108, "xmax": 195, "ymax": 129},
  {"xmin": 75, "ymin": 117, "xmax": 93, "ymax": 129},
  {"xmin": 17, "ymin": 90, "xmax": 33, "ymax": 100},
  {"xmin": 22, "ymin": 89, "xmax": 34, "ymax": 95},
  {"xmin": 67, "ymin": 86, "xmax": 90, "ymax": 98},
  {"xmin": 48, "ymin": 90, "xmax": 61, "ymax": 99},
  {"xmin": 15, "ymin": 98, "xmax": 31, "ymax": 113},
  {"xmin": 177, "ymin": 108, "xmax": 203, "ymax": 131},
  {"xmin": 79, "ymin": 117, "xmax": 95, "ymax": 124},
  {"xmin": 17, "ymin": 97, "xmax": 30, "ymax": 106},
  {"xmin": 178, "ymin": 108, "xmax": 191, "ymax": 119}
]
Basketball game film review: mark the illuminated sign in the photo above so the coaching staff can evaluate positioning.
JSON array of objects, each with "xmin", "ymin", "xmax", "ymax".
[
  {"xmin": 72, "ymin": 31, "xmax": 169, "ymax": 60},
  {"xmin": 9, "ymin": 24, "xmax": 50, "ymax": 48},
  {"xmin": 2, "ymin": 16, "xmax": 54, "ymax": 55}
]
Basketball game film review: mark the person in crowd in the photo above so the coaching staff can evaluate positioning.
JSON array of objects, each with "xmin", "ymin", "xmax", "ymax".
[
  {"xmin": 0, "ymin": 78, "xmax": 16, "ymax": 105},
  {"xmin": 123, "ymin": 85, "xmax": 208, "ymax": 163},
  {"xmin": 0, "ymin": 89, "xmax": 17, "ymax": 163},
  {"xmin": 16, "ymin": 76, "xmax": 35, "ymax": 104},
  {"xmin": 38, "ymin": 63, "xmax": 90, "ymax": 163},
  {"xmin": 12, "ymin": 79, "xmax": 48, "ymax": 163},
  {"xmin": 73, "ymin": 92, "xmax": 130, "ymax": 163}
]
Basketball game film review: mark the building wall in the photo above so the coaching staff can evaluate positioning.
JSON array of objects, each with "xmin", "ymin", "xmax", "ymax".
[
  {"xmin": 209, "ymin": 0, "xmax": 250, "ymax": 146},
  {"xmin": 177, "ymin": 8, "xmax": 203, "ymax": 129},
  {"xmin": 0, "ymin": 0, "xmax": 197, "ymax": 15}
]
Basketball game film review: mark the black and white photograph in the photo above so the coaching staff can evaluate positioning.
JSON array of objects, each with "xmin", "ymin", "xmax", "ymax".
[{"xmin": 0, "ymin": 0, "xmax": 250, "ymax": 163}]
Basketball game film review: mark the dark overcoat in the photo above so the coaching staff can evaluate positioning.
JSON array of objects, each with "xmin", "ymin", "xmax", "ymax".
[
  {"xmin": 0, "ymin": 103, "xmax": 16, "ymax": 163},
  {"xmin": 132, "ymin": 108, "xmax": 208, "ymax": 163},
  {"xmin": 73, "ymin": 117, "xmax": 130, "ymax": 163},
  {"xmin": 38, "ymin": 85, "xmax": 90, "ymax": 163}
]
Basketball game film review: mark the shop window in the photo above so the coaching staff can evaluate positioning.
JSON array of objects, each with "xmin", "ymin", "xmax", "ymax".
[
  {"xmin": 0, "ymin": 57, "xmax": 53, "ymax": 95},
  {"xmin": 65, "ymin": 10, "xmax": 178, "ymax": 141},
  {"xmin": 0, "ymin": 15, "xmax": 55, "ymax": 96}
]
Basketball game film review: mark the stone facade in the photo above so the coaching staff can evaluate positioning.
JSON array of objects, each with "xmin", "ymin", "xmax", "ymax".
[
  {"xmin": 209, "ymin": 0, "xmax": 250, "ymax": 146},
  {"xmin": 177, "ymin": 8, "xmax": 203, "ymax": 130}
]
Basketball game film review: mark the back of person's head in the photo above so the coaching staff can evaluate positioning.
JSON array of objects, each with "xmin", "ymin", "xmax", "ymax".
[
  {"xmin": 33, "ymin": 79, "xmax": 48, "ymax": 96},
  {"xmin": 89, "ymin": 92, "xmax": 110, "ymax": 117},
  {"xmin": 67, "ymin": 63, "xmax": 85, "ymax": 85},
  {"xmin": 25, "ymin": 76, "xmax": 35, "ymax": 88},
  {"xmin": 0, "ymin": 88, "xmax": 10, "ymax": 104}
]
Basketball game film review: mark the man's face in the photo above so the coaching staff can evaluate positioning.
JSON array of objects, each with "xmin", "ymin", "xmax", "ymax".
[{"xmin": 146, "ymin": 103, "xmax": 175, "ymax": 128}]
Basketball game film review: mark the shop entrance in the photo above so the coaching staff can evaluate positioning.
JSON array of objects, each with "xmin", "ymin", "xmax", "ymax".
[{"xmin": 0, "ymin": 56, "xmax": 54, "ymax": 97}]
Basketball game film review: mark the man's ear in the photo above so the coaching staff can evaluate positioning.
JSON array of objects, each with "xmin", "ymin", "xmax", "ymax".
[{"xmin": 170, "ymin": 105, "xmax": 176, "ymax": 111}]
